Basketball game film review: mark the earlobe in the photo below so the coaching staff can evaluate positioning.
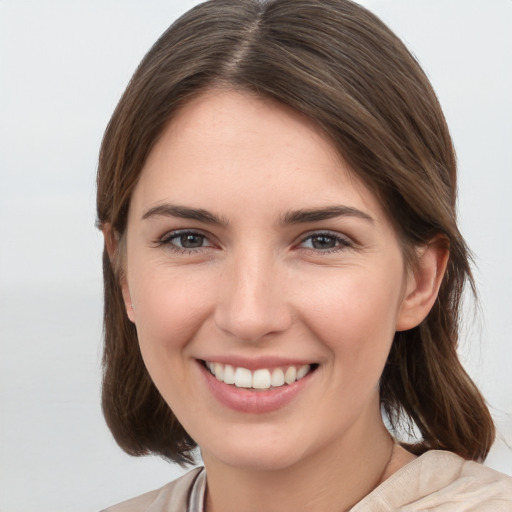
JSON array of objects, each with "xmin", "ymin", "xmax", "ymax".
[
  {"xmin": 101, "ymin": 223, "xmax": 136, "ymax": 324},
  {"xmin": 396, "ymin": 237, "xmax": 449, "ymax": 332}
]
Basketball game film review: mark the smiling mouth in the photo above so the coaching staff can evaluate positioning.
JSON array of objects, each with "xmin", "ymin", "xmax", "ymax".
[{"xmin": 202, "ymin": 361, "xmax": 318, "ymax": 390}]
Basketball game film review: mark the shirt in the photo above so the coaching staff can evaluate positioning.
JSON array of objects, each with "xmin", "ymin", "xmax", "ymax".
[{"xmin": 101, "ymin": 450, "xmax": 512, "ymax": 511}]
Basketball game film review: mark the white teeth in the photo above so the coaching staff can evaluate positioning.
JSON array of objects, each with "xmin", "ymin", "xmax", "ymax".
[
  {"xmin": 284, "ymin": 366, "xmax": 297, "ymax": 384},
  {"xmin": 252, "ymin": 369, "xmax": 271, "ymax": 389},
  {"xmin": 206, "ymin": 361, "xmax": 312, "ymax": 389},
  {"xmin": 223, "ymin": 364, "xmax": 235, "ymax": 385},
  {"xmin": 297, "ymin": 364, "xmax": 310, "ymax": 380},
  {"xmin": 271, "ymin": 368, "xmax": 285, "ymax": 387},
  {"xmin": 234, "ymin": 367, "xmax": 253, "ymax": 388},
  {"xmin": 214, "ymin": 362, "xmax": 224, "ymax": 381}
]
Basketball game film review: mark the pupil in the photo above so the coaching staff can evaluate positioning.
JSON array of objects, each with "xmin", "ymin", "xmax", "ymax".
[
  {"xmin": 312, "ymin": 235, "xmax": 335, "ymax": 249},
  {"xmin": 180, "ymin": 234, "xmax": 203, "ymax": 248}
]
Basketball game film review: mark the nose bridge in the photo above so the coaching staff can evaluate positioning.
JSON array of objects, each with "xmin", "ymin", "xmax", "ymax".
[{"xmin": 214, "ymin": 245, "xmax": 290, "ymax": 342}]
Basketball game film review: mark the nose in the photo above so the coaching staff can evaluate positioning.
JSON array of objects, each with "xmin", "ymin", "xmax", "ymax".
[{"xmin": 214, "ymin": 248, "xmax": 292, "ymax": 343}]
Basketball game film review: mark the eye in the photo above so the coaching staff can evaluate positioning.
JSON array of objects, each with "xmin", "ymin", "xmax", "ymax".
[
  {"xmin": 159, "ymin": 230, "xmax": 213, "ymax": 252},
  {"xmin": 299, "ymin": 232, "xmax": 352, "ymax": 252}
]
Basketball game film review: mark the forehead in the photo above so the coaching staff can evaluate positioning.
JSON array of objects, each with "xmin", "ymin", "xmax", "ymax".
[{"xmin": 129, "ymin": 88, "xmax": 385, "ymax": 223}]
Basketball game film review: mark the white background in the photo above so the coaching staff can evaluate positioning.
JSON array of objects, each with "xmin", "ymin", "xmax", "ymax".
[{"xmin": 1, "ymin": 1, "xmax": 511, "ymax": 511}]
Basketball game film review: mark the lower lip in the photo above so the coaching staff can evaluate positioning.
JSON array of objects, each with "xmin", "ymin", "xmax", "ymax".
[{"xmin": 199, "ymin": 362, "xmax": 315, "ymax": 414}]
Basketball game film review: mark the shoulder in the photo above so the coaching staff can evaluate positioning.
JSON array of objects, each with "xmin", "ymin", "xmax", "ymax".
[
  {"xmin": 100, "ymin": 467, "xmax": 204, "ymax": 512},
  {"xmin": 352, "ymin": 450, "xmax": 512, "ymax": 511}
]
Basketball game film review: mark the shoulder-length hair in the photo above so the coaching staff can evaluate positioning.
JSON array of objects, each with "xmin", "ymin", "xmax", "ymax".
[{"xmin": 97, "ymin": 0, "xmax": 495, "ymax": 465}]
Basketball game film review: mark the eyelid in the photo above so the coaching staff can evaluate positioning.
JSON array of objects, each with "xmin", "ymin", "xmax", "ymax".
[
  {"xmin": 156, "ymin": 228, "xmax": 218, "ymax": 252},
  {"xmin": 159, "ymin": 228, "xmax": 209, "ymax": 242},
  {"xmin": 154, "ymin": 228, "xmax": 354, "ymax": 254},
  {"xmin": 296, "ymin": 230, "xmax": 354, "ymax": 252}
]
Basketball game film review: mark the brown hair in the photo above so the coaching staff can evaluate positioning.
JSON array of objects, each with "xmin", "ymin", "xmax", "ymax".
[{"xmin": 97, "ymin": 0, "xmax": 495, "ymax": 465}]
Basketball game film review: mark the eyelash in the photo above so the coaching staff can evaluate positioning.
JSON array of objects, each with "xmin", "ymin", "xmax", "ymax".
[
  {"xmin": 156, "ymin": 230, "xmax": 353, "ymax": 255},
  {"xmin": 157, "ymin": 230, "xmax": 214, "ymax": 254},
  {"xmin": 298, "ymin": 231, "xmax": 353, "ymax": 254}
]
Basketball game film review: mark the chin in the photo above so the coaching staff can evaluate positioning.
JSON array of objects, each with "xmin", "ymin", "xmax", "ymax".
[
  {"xmin": 197, "ymin": 422, "xmax": 323, "ymax": 473},
  {"xmin": 206, "ymin": 445, "xmax": 305, "ymax": 472}
]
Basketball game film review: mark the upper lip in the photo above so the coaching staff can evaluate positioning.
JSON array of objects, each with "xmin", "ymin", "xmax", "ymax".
[{"xmin": 197, "ymin": 356, "xmax": 317, "ymax": 371}]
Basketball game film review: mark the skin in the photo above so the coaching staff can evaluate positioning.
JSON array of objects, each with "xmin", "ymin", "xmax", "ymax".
[{"xmin": 107, "ymin": 88, "xmax": 447, "ymax": 512}]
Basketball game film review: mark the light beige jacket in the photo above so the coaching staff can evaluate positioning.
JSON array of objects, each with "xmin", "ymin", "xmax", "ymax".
[{"xmin": 102, "ymin": 451, "xmax": 512, "ymax": 511}]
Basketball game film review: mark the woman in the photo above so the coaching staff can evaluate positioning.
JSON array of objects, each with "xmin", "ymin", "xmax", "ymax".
[{"xmin": 97, "ymin": 0, "xmax": 512, "ymax": 510}]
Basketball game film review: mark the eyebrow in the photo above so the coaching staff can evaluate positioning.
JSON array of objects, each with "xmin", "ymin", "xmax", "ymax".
[
  {"xmin": 141, "ymin": 204, "xmax": 228, "ymax": 226},
  {"xmin": 141, "ymin": 203, "xmax": 373, "ymax": 226},
  {"xmin": 281, "ymin": 206, "xmax": 374, "ymax": 225}
]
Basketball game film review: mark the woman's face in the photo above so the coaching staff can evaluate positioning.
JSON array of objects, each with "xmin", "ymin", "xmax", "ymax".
[{"xmin": 121, "ymin": 89, "xmax": 415, "ymax": 471}]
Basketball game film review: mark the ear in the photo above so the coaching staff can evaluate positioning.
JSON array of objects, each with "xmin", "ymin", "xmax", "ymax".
[
  {"xmin": 101, "ymin": 223, "xmax": 136, "ymax": 323},
  {"xmin": 396, "ymin": 237, "xmax": 449, "ymax": 331}
]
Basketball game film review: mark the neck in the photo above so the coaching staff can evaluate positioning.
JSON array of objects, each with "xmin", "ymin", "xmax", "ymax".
[{"xmin": 203, "ymin": 420, "xmax": 396, "ymax": 512}]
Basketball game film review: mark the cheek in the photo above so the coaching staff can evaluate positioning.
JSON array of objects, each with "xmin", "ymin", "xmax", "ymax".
[
  {"xmin": 128, "ymin": 271, "xmax": 217, "ymax": 418},
  {"xmin": 129, "ymin": 266, "xmax": 214, "ymax": 369},
  {"xmin": 298, "ymin": 266, "xmax": 404, "ymax": 374}
]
